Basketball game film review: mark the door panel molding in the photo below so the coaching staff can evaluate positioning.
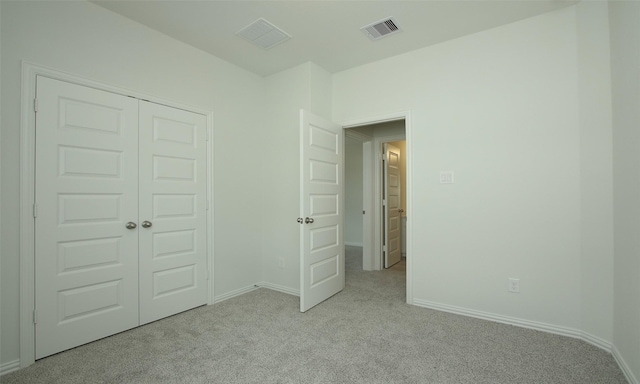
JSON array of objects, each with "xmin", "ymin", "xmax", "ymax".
[{"xmin": 19, "ymin": 62, "xmax": 214, "ymax": 368}]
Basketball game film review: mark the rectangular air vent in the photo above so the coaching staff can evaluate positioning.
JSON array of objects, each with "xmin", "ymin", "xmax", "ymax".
[
  {"xmin": 236, "ymin": 18, "xmax": 291, "ymax": 49},
  {"xmin": 361, "ymin": 17, "xmax": 401, "ymax": 40}
]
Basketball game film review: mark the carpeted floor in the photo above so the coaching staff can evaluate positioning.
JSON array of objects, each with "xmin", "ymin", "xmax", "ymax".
[{"xmin": 2, "ymin": 246, "xmax": 627, "ymax": 383}]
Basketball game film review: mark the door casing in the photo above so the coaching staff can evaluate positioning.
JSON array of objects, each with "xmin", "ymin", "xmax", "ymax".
[{"xmin": 19, "ymin": 62, "xmax": 214, "ymax": 368}]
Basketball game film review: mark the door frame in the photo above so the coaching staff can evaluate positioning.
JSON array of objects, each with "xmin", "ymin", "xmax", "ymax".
[
  {"xmin": 18, "ymin": 62, "xmax": 215, "ymax": 368},
  {"xmin": 340, "ymin": 111, "xmax": 413, "ymax": 305}
]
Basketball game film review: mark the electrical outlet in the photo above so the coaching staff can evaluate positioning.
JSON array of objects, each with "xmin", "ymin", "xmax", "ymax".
[
  {"xmin": 508, "ymin": 278, "xmax": 520, "ymax": 293},
  {"xmin": 278, "ymin": 258, "xmax": 285, "ymax": 269}
]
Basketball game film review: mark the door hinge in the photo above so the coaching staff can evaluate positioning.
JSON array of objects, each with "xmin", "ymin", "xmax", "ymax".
[
  {"xmin": 34, "ymin": 98, "xmax": 38, "ymax": 113},
  {"xmin": 382, "ymin": 199, "xmax": 386, "ymax": 207},
  {"xmin": 363, "ymin": 210, "xmax": 365, "ymax": 215},
  {"xmin": 33, "ymin": 203, "xmax": 38, "ymax": 218},
  {"xmin": 33, "ymin": 309, "xmax": 38, "ymax": 324}
]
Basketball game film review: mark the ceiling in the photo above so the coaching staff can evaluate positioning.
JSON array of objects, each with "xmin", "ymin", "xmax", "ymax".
[{"xmin": 92, "ymin": 0, "xmax": 578, "ymax": 77}]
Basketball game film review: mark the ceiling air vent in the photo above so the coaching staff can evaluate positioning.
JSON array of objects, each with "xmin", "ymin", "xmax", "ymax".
[
  {"xmin": 361, "ymin": 17, "xmax": 402, "ymax": 41},
  {"xmin": 236, "ymin": 18, "xmax": 291, "ymax": 50}
]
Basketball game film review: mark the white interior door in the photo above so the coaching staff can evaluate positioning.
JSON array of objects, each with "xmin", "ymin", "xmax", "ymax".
[
  {"xmin": 384, "ymin": 143, "xmax": 402, "ymax": 268},
  {"xmin": 138, "ymin": 101, "xmax": 208, "ymax": 324},
  {"xmin": 35, "ymin": 76, "xmax": 140, "ymax": 359},
  {"xmin": 300, "ymin": 110, "xmax": 344, "ymax": 312}
]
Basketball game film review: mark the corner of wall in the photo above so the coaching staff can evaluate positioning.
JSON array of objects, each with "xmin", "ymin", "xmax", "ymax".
[
  {"xmin": 609, "ymin": 0, "xmax": 640, "ymax": 382},
  {"xmin": 307, "ymin": 62, "xmax": 332, "ymax": 121},
  {"xmin": 575, "ymin": 0, "xmax": 615, "ymax": 344}
]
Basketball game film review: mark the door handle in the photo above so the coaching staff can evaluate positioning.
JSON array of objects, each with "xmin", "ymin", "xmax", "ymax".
[
  {"xmin": 297, "ymin": 218, "xmax": 304, "ymax": 224},
  {"xmin": 126, "ymin": 222, "xmax": 137, "ymax": 230},
  {"xmin": 398, "ymin": 209, "xmax": 405, "ymax": 213},
  {"xmin": 141, "ymin": 221, "xmax": 152, "ymax": 228},
  {"xmin": 305, "ymin": 217, "xmax": 314, "ymax": 224}
]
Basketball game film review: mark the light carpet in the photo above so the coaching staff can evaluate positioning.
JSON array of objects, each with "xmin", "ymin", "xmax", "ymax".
[{"xmin": 1, "ymin": 246, "xmax": 627, "ymax": 383}]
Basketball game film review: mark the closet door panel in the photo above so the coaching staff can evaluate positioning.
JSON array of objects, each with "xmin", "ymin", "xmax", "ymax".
[
  {"xmin": 138, "ymin": 101, "xmax": 208, "ymax": 324},
  {"xmin": 35, "ymin": 76, "xmax": 140, "ymax": 359}
]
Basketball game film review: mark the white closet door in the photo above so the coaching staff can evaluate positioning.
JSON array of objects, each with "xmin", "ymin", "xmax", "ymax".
[
  {"xmin": 138, "ymin": 101, "xmax": 208, "ymax": 324},
  {"xmin": 35, "ymin": 76, "xmax": 140, "ymax": 359}
]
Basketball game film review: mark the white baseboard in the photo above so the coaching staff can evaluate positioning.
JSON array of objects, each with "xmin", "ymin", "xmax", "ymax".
[
  {"xmin": 414, "ymin": 299, "xmax": 585, "ymax": 339},
  {"xmin": 580, "ymin": 331, "xmax": 613, "ymax": 353},
  {"xmin": 412, "ymin": 299, "xmax": 640, "ymax": 381},
  {"xmin": 213, "ymin": 284, "xmax": 260, "ymax": 304},
  {"xmin": 213, "ymin": 281, "xmax": 300, "ymax": 304},
  {"xmin": 0, "ymin": 359, "xmax": 20, "ymax": 376},
  {"xmin": 345, "ymin": 242, "xmax": 363, "ymax": 247},
  {"xmin": 256, "ymin": 281, "xmax": 300, "ymax": 297},
  {"xmin": 612, "ymin": 345, "xmax": 639, "ymax": 384}
]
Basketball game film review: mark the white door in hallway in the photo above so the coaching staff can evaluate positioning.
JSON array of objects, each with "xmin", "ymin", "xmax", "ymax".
[
  {"xmin": 299, "ymin": 110, "xmax": 344, "ymax": 312},
  {"xmin": 35, "ymin": 76, "xmax": 140, "ymax": 359},
  {"xmin": 384, "ymin": 143, "xmax": 401, "ymax": 268},
  {"xmin": 138, "ymin": 101, "xmax": 208, "ymax": 324}
]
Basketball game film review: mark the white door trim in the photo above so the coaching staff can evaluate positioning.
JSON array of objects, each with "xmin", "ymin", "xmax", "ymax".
[
  {"xmin": 339, "ymin": 111, "xmax": 413, "ymax": 305},
  {"xmin": 19, "ymin": 62, "xmax": 215, "ymax": 368}
]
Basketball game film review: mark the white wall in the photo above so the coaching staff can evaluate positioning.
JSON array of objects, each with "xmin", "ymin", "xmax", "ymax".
[
  {"xmin": 334, "ymin": 6, "xmax": 587, "ymax": 332},
  {"xmin": 261, "ymin": 62, "xmax": 332, "ymax": 293},
  {"xmin": 0, "ymin": 0, "xmax": 265, "ymax": 367},
  {"xmin": 1, "ymin": 0, "xmax": 629, "ymax": 377},
  {"xmin": 261, "ymin": 64, "xmax": 312, "ymax": 292},
  {"xmin": 345, "ymin": 138, "xmax": 364, "ymax": 246},
  {"xmin": 610, "ymin": 1, "xmax": 640, "ymax": 382}
]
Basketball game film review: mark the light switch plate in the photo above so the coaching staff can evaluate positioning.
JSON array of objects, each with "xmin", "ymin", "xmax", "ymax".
[
  {"xmin": 508, "ymin": 278, "xmax": 520, "ymax": 293},
  {"xmin": 440, "ymin": 171, "xmax": 454, "ymax": 184}
]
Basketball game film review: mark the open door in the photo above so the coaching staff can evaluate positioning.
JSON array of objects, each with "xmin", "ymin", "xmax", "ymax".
[
  {"xmin": 384, "ymin": 143, "xmax": 402, "ymax": 268},
  {"xmin": 299, "ymin": 110, "xmax": 344, "ymax": 312}
]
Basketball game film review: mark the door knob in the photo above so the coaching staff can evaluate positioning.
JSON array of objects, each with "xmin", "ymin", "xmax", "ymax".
[
  {"xmin": 305, "ymin": 217, "xmax": 314, "ymax": 224},
  {"xmin": 126, "ymin": 222, "xmax": 137, "ymax": 230},
  {"xmin": 297, "ymin": 218, "xmax": 304, "ymax": 224},
  {"xmin": 141, "ymin": 221, "xmax": 152, "ymax": 228},
  {"xmin": 398, "ymin": 209, "xmax": 405, "ymax": 213}
]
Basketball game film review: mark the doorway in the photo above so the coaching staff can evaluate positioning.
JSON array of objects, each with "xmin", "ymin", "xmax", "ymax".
[{"xmin": 343, "ymin": 118, "xmax": 408, "ymax": 292}]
